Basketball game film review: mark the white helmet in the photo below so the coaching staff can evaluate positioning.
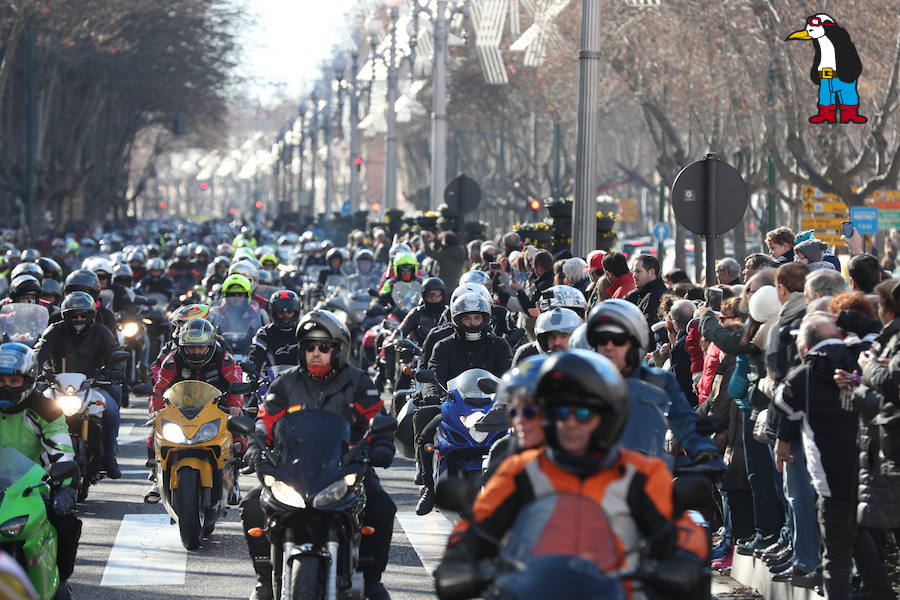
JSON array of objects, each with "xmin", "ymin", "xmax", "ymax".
[
  {"xmin": 538, "ymin": 285, "xmax": 587, "ymax": 317},
  {"xmin": 450, "ymin": 292, "xmax": 491, "ymax": 342},
  {"xmin": 459, "ymin": 270, "xmax": 492, "ymax": 287},
  {"xmin": 450, "ymin": 282, "xmax": 492, "ymax": 306},
  {"xmin": 228, "ymin": 261, "xmax": 260, "ymax": 290},
  {"xmin": 82, "ymin": 256, "xmax": 113, "ymax": 277},
  {"xmin": 534, "ymin": 307, "xmax": 583, "ymax": 352}
]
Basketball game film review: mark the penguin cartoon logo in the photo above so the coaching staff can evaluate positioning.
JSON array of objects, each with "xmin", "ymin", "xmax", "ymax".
[{"xmin": 785, "ymin": 14, "xmax": 868, "ymax": 125}]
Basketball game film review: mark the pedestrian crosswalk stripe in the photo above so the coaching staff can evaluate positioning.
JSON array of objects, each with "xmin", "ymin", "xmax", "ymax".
[
  {"xmin": 100, "ymin": 514, "xmax": 187, "ymax": 586},
  {"xmin": 396, "ymin": 511, "xmax": 454, "ymax": 574}
]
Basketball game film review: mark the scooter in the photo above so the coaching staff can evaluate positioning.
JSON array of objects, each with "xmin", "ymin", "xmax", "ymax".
[
  {"xmin": 228, "ymin": 410, "xmax": 397, "ymax": 600},
  {"xmin": 0, "ymin": 446, "xmax": 78, "ymax": 600},
  {"xmin": 150, "ymin": 380, "xmax": 244, "ymax": 550}
]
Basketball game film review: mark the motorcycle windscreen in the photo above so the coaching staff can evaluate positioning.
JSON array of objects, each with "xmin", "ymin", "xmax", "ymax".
[
  {"xmin": 0, "ymin": 446, "xmax": 42, "ymax": 492},
  {"xmin": 390, "ymin": 281, "xmax": 422, "ymax": 314},
  {"xmin": 499, "ymin": 493, "xmax": 622, "ymax": 572},
  {"xmin": 324, "ymin": 274, "xmax": 347, "ymax": 289},
  {"xmin": 273, "ymin": 410, "xmax": 351, "ymax": 494},
  {"xmin": 0, "ymin": 304, "xmax": 49, "ymax": 346},
  {"xmin": 213, "ymin": 306, "xmax": 256, "ymax": 351},
  {"xmin": 447, "ymin": 368, "xmax": 497, "ymax": 405},
  {"xmin": 163, "ymin": 380, "xmax": 220, "ymax": 419}
]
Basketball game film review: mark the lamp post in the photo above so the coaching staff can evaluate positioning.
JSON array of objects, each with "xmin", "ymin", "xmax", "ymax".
[
  {"xmin": 430, "ymin": 0, "xmax": 449, "ymax": 212},
  {"xmin": 308, "ymin": 89, "xmax": 319, "ymax": 216},
  {"xmin": 348, "ymin": 50, "xmax": 362, "ymax": 214}
]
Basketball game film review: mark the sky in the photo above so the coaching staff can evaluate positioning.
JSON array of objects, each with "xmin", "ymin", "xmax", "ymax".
[{"xmin": 238, "ymin": 0, "xmax": 360, "ymax": 101}]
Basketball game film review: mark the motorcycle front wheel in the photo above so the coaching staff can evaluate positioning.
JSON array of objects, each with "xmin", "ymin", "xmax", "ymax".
[
  {"xmin": 174, "ymin": 467, "xmax": 202, "ymax": 550},
  {"xmin": 288, "ymin": 555, "xmax": 323, "ymax": 600}
]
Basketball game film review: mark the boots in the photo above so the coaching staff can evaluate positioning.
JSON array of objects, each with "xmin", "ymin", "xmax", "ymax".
[
  {"xmin": 809, "ymin": 104, "xmax": 837, "ymax": 124},
  {"xmin": 249, "ymin": 570, "xmax": 273, "ymax": 600},
  {"xmin": 840, "ymin": 104, "xmax": 868, "ymax": 124},
  {"xmin": 416, "ymin": 487, "xmax": 435, "ymax": 516}
]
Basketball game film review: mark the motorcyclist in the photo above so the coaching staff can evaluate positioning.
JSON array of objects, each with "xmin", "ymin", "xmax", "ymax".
[
  {"xmin": 435, "ymin": 350, "xmax": 707, "ymax": 599},
  {"xmin": 150, "ymin": 304, "xmax": 212, "ymax": 380},
  {"xmin": 228, "ymin": 261, "xmax": 269, "ymax": 311},
  {"xmin": 240, "ymin": 310, "xmax": 396, "ymax": 600},
  {"xmin": 48, "ymin": 269, "xmax": 118, "ymax": 335},
  {"xmin": 35, "ymin": 292, "xmax": 124, "ymax": 479},
  {"xmin": 127, "ymin": 249, "xmax": 147, "ymax": 282},
  {"xmin": 377, "ymin": 251, "xmax": 420, "ymax": 308},
  {"xmin": 246, "ymin": 290, "xmax": 300, "ymax": 378},
  {"xmin": 441, "ymin": 271, "xmax": 522, "ymax": 340},
  {"xmin": 166, "ymin": 247, "xmax": 195, "ymax": 293},
  {"xmin": 317, "ymin": 247, "xmax": 346, "ymax": 286},
  {"xmin": 209, "ymin": 274, "xmax": 269, "ymax": 354},
  {"xmin": 415, "ymin": 292, "xmax": 513, "ymax": 515},
  {"xmin": 1, "ymin": 248, "xmax": 21, "ymax": 279},
  {"xmin": 204, "ymin": 255, "xmax": 231, "ymax": 290},
  {"xmin": 4, "ymin": 275, "xmax": 44, "ymax": 307},
  {"xmin": 397, "ymin": 277, "xmax": 447, "ymax": 346},
  {"xmin": 513, "ymin": 306, "xmax": 582, "ymax": 364},
  {"xmin": 585, "ymin": 299, "xmax": 718, "ymax": 464},
  {"xmin": 136, "ymin": 257, "xmax": 178, "ymax": 307},
  {"xmin": 41, "ymin": 279, "xmax": 64, "ymax": 307},
  {"xmin": 233, "ymin": 225, "xmax": 258, "ymax": 249},
  {"xmin": 537, "ymin": 284, "xmax": 588, "ymax": 318},
  {"xmin": 258, "ymin": 250, "xmax": 279, "ymax": 273},
  {"xmin": 0, "ymin": 342, "xmax": 81, "ymax": 600},
  {"xmin": 349, "ymin": 248, "xmax": 380, "ymax": 291},
  {"xmin": 191, "ymin": 245, "xmax": 211, "ymax": 281}
]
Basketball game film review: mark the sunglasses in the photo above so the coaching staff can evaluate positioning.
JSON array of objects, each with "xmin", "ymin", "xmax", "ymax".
[
  {"xmin": 553, "ymin": 406, "xmax": 596, "ymax": 424},
  {"xmin": 304, "ymin": 341, "xmax": 334, "ymax": 353},
  {"xmin": 593, "ymin": 332, "xmax": 630, "ymax": 347},
  {"xmin": 509, "ymin": 405, "xmax": 539, "ymax": 420}
]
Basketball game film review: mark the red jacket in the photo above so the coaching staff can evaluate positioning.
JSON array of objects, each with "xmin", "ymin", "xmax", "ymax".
[
  {"xmin": 151, "ymin": 346, "xmax": 244, "ymax": 412},
  {"xmin": 696, "ymin": 343, "xmax": 721, "ymax": 406},
  {"xmin": 607, "ymin": 273, "xmax": 636, "ymax": 300},
  {"xmin": 684, "ymin": 320, "xmax": 704, "ymax": 374}
]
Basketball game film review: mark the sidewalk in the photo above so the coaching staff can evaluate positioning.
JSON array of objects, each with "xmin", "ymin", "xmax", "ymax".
[{"xmin": 726, "ymin": 554, "xmax": 822, "ymax": 600}]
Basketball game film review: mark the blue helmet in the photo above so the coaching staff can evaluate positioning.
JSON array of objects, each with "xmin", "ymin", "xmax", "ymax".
[{"xmin": 0, "ymin": 343, "xmax": 38, "ymax": 414}]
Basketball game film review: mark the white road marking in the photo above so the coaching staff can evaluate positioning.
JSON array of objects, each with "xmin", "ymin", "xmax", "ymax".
[
  {"xmin": 396, "ymin": 511, "xmax": 454, "ymax": 574},
  {"xmin": 376, "ymin": 465, "xmax": 417, "ymax": 471},
  {"xmin": 118, "ymin": 423, "xmax": 151, "ymax": 445},
  {"xmin": 100, "ymin": 514, "xmax": 187, "ymax": 586}
]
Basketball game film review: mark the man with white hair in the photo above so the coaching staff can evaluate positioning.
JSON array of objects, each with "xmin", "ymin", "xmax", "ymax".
[
  {"xmin": 667, "ymin": 299, "xmax": 698, "ymax": 404},
  {"xmin": 775, "ymin": 313, "xmax": 860, "ymax": 598},
  {"xmin": 716, "ymin": 257, "xmax": 742, "ymax": 285},
  {"xmin": 803, "ymin": 269, "xmax": 847, "ymax": 303}
]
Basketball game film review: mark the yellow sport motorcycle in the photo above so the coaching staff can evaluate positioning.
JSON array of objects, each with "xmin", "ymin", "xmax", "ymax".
[{"xmin": 152, "ymin": 380, "xmax": 240, "ymax": 550}]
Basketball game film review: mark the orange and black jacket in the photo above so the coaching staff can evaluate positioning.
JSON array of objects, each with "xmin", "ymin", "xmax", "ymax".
[{"xmin": 447, "ymin": 447, "xmax": 708, "ymax": 583}]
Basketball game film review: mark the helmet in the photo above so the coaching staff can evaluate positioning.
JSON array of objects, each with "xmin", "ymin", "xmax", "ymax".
[
  {"xmin": 110, "ymin": 251, "xmax": 127, "ymax": 265},
  {"xmin": 211, "ymin": 255, "xmax": 230, "ymax": 271},
  {"xmin": 585, "ymin": 299, "xmax": 649, "ymax": 369},
  {"xmin": 228, "ymin": 261, "xmax": 259, "ymax": 289},
  {"xmin": 169, "ymin": 304, "xmax": 211, "ymax": 336},
  {"xmin": 567, "ymin": 323, "xmax": 591, "ymax": 350},
  {"xmin": 64, "ymin": 269, "xmax": 101, "ymax": 299},
  {"xmin": 222, "ymin": 274, "xmax": 252, "ymax": 297},
  {"xmin": 495, "ymin": 354, "xmax": 548, "ymax": 407},
  {"xmin": 257, "ymin": 269, "xmax": 274, "ymax": 286},
  {"xmin": 535, "ymin": 307, "xmax": 583, "ymax": 352},
  {"xmin": 20, "ymin": 249, "xmax": 40, "ymax": 262},
  {"xmin": 10, "ymin": 262, "xmax": 43, "ymax": 282},
  {"xmin": 0, "ymin": 343, "xmax": 38, "ymax": 414},
  {"xmin": 459, "ymin": 270, "xmax": 492, "ymax": 287},
  {"xmin": 450, "ymin": 282, "xmax": 492, "ymax": 306},
  {"xmin": 450, "ymin": 292, "xmax": 491, "ymax": 342},
  {"xmin": 174, "ymin": 247, "xmax": 190, "ymax": 260},
  {"xmin": 216, "ymin": 243, "xmax": 233, "ymax": 257},
  {"xmin": 535, "ymin": 349, "xmax": 629, "ymax": 453},
  {"xmin": 36, "ymin": 257, "xmax": 62, "ymax": 282},
  {"xmin": 146, "ymin": 257, "xmax": 166, "ymax": 273},
  {"xmin": 259, "ymin": 252, "xmax": 278, "ymax": 269},
  {"xmin": 146, "ymin": 244, "xmax": 161, "ymax": 258},
  {"xmin": 61, "ymin": 291, "xmax": 97, "ymax": 334},
  {"xmin": 295, "ymin": 310, "xmax": 351, "ymax": 370},
  {"xmin": 9, "ymin": 275, "xmax": 41, "ymax": 302},
  {"xmin": 177, "ymin": 318, "xmax": 216, "ymax": 369},
  {"xmin": 82, "ymin": 256, "xmax": 113, "ymax": 277},
  {"xmin": 422, "ymin": 277, "xmax": 446, "ymax": 299},
  {"xmin": 127, "ymin": 249, "xmax": 146, "ymax": 265},
  {"xmin": 233, "ymin": 247, "xmax": 256, "ymax": 262},
  {"xmin": 112, "ymin": 263, "xmax": 133, "ymax": 287},
  {"xmin": 269, "ymin": 290, "xmax": 300, "ymax": 330},
  {"xmin": 325, "ymin": 248, "xmax": 343, "ymax": 263},
  {"xmin": 538, "ymin": 285, "xmax": 587, "ymax": 317},
  {"xmin": 4, "ymin": 249, "xmax": 20, "ymax": 263},
  {"xmin": 393, "ymin": 252, "xmax": 418, "ymax": 282},
  {"xmin": 388, "ymin": 243, "xmax": 411, "ymax": 261},
  {"xmin": 300, "ymin": 231, "xmax": 318, "ymax": 243},
  {"xmin": 353, "ymin": 248, "xmax": 374, "ymax": 263},
  {"xmin": 40, "ymin": 279, "xmax": 63, "ymax": 305},
  {"xmin": 194, "ymin": 245, "xmax": 211, "ymax": 260}
]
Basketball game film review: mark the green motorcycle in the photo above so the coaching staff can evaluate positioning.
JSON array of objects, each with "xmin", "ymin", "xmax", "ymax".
[{"xmin": 0, "ymin": 446, "xmax": 77, "ymax": 600}]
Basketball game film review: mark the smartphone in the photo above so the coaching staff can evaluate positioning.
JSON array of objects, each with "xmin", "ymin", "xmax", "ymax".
[
  {"xmin": 842, "ymin": 221, "xmax": 854, "ymax": 238},
  {"xmin": 705, "ymin": 287, "xmax": 723, "ymax": 312},
  {"xmin": 489, "ymin": 262, "xmax": 500, "ymax": 272}
]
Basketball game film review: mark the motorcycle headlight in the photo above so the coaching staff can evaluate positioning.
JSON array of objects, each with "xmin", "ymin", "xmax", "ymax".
[
  {"xmin": 313, "ymin": 479, "xmax": 348, "ymax": 508},
  {"xmin": 0, "ymin": 516, "xmax": 27, "ymax": 538},
  {"xmin": 57, "ymin": 395, "xmax": 83, "ymax": 417},
  {"xmin": 190, "ymin": 420, "xmax": 220, "ymax": 445},
  {"xmin": 263, "ymin": 475, "xmax": 306, "ymax": 508},
  {"xmin": 122, "ymin": 322, "xmax": 140, "ymax": 338},
  {"xmin": 161, "ymin": 421, "xmax": 188, "ymax": 444}
]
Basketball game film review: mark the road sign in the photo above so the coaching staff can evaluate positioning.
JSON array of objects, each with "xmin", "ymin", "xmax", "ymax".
[
  {"xmin": 850, "ymin": 206, "xmax": 879, "ymax": 234},
  {"xmin": 341, "ymin": 200, "xmax": 351, "ymax": 215},
  {"xmin": 444, "ymin": 174, "xmax": 482, "ymax": 214},
  {"xmin": 801, "ymin": 200, "xmax": 847, "ymax": 214},
  {"xmin": 652, "ymin": 222, "xmax": 671, "ymax": 242}
]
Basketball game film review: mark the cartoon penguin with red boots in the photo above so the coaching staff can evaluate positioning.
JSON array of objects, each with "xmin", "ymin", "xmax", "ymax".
[{"xmin": 786, "ymin": 13, "xmax": 867, "ymax": 124}]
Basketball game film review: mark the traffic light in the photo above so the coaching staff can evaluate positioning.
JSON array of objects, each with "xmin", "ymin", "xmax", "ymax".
[
  {"xmin": 254, "ymin": 200, "xmax": 264, "ymax": 210},
  {"xmin": 199, "ymin": 181, "xmax": 210, "ymax": 191},
  {"xmin": 228, "ymin": 207, "xmax": 236, "ymax": 216},
  {"xmin": 354, "ymin": 157, "xmax": 364, "ymax": 172},
  {"xmin": 159, "ymin": 201, "xmax": 168, "ymax": 211},
  {"xmin": 529, "ymin": 199, "xmax": 541, "ymax": 211}
]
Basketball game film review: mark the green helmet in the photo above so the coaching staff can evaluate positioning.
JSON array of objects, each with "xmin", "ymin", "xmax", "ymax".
[
  {"xmin": 222, "ymin": 274, "xmax": 252, "ymax": 297},
  {"xmin": 393, "ymin": 251, "xmax": 418, "ymax": 270}
]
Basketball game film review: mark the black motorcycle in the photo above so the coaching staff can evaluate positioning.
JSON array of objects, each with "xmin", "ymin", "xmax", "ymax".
[{"xmin": 229, "ymin": 410, "xmax": 397, "ymax": 600}]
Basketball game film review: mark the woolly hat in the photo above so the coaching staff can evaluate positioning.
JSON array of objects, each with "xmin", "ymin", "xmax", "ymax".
[
  {"xmin": 794, "ymin": 239, "xmax": 827, "ymax": 263},
  {"xmin": 749, "ymin": 285, "xmax": 781, "ymax": 323}
]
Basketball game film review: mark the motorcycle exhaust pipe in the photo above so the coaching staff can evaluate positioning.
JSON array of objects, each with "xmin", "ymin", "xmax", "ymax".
[{"xmin": 326, "ymin": 540, "xmax": 339, "ymax": 600}]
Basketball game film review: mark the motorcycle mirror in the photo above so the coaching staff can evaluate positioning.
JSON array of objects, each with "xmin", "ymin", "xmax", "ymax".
[
  {"xmin": 672, "ymin": 474, "xmax": 712, "ymax": 514},
  {"xmin": 368, "ymin": 288, "xmax": 379, "ymax": 297},
  {"xmin": 132, "ymin": 383, "xmax": 153, "ymax": 396},
  {"xmin": 227, "ymin": 415, "xmax": 256, "ymax": 436},
  {"xmin": 111, "ymin": 351, "xmax": 130, "ymax": 364},
  {"xmin": 368, "ymin": 414, "xmax": 397, "ymax": 436},
  {"xmin": 229, "ymin": 381, "xmax": 253, "ymax": 395},
  {"xmin": 414, "ymin": 370, "xmax": 438, "ymax": 384},
  {"xmin": 476, "ymin": 377, "xmax": 498, "ymax": 395},
  {"xmin": 239, "ymin": 361, "xmax": 254, "ymax": 373},
  {"xmin": 48, "ymin": 461, "xmax": 79, "ymax": 485},
  {"xmin": 435, "ymin": 478, "xmax": 474, "ymax": 518}
]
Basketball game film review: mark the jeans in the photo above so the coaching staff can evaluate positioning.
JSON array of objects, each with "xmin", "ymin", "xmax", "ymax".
[
  {"xmin": 818, "ymin": 77, "xmax": 860, "ymax": 106},
  {"xmin": 783, "ymin": 439, "xmax": 821, "ymax": 572},
  {"xmin": 817, "ymin": 494, "xmax": 857, "ymax": 600},
  {"xmin": 769, "ymin": 445, "xmax": 794, "ymax": 547},
  {"xmin": 97, "ymin": 385, "xmax": 121, "ymax": 458},
  {"xmin": 741, "ymin": 411, "xmax": 784, "ymax": 537}
]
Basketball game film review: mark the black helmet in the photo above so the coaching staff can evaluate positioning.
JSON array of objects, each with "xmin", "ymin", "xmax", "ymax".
[
  {"xmin": 269, "ymin": 289, "xmax": 300, "ymax": 331},
  {"xmin": 64, "ymin": 269, "xmax": 101, "ymax": 299},
  {"xmin": 10, "ymin": 262, "xmax": 43, "ymax": 282},
  {"xmin": 36, "ymin": 257, "xmax": 63, "ymax": 282},
  {"xmin": 495, "ymin": 354, "xmax": 548, "ymax": 407},
  {"xmin": 295, "ymin": 310, "xmax": 351, "ymax": 370},
  {"xmin": 535, "ymin": 349, "xmax": 629, "ymax": 453},
  {"xmin": 9, "ymin": 275, "xmax": 42, "ymax": 302},
  {"xmin": 421, "ymin": 277, "xmax": 446, "ymax": 312},
  {"xmin": 41, "ymin": 279, "xmax": 63, "ymax": 305},
  {"xmin": 177, "ymin": 318, "xmax": 216, "ymax": 369},
  {"xmin": 61, "ymin": 291, "xmax": 97, "ymax": 334},
  {"xmin": 325, "ymin": 248, "xmax": 343, "ymax": 264},
  {"xmin": 0, "ymin": 342, "xmax": 38, "ymax": 414}
]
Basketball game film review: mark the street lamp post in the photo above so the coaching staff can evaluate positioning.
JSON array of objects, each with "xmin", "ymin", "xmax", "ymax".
[
  {"xmin": 572, "ymin": 0, "xmax": 603, "ymax": 257},
  {"xmin": 308, "ymin": 90, "xmax": 319, "ymax": 216},
  {"xmin": 321, "ymin": 79, "xmax": 336, "ymax": 217},
  {"xmin": 348, "ymin": 51, "xmax": 362, "ymax": 214},
  {"xmin": 430, "ymin": 0, "xmax": 449, "ymax": 212},
  {"xmin": 383, "ymin": 5, "xmax": 400, "ymax": 212}
]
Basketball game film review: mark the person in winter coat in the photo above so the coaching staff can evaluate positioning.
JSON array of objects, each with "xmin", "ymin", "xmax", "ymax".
[
  {"xmin": 766, "ymin": 227, "xmax": 796, "ymax": 264},
  {"xmin": 794, "ymin": 239, "xmax": 836, "ymax": 272},
  {"xmin": 602, "ymin": 252, "xmax": 635, "ymax": 299},
  {"xmin": 422, "ymin": 231, "xmax": 467, "ymax": 291},
  {"xmin": 626, "ymin": 254, "xmax": 668, "ymax": 330}
]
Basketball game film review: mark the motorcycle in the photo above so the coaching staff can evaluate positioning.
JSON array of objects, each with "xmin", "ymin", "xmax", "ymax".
[
  {"xmin": 116, "ymin": 295, "xmax": 156, "ymax": 408},
  {"xmin": 228, "ymin": 410, "xmax": 397, "ymax": 600},
  {"xmin": 0, "ymin": 447, "xmax": 78, "ymax": 600},
  {"xmin": 211, "ymin": 305, "xmax": 259, "ymax": 363},
  {"xmin": 416, "ymin": 368, "xmax": 502, "ymax": 492},
  {"xmin": 150, "ymin": 380, "xmax": 243, "ymax": 550},
  {"xmin": 0, "ymin": 304, "xmax": 49, "ymax": 348},
  {"xmin": 48, "ymin": 351, "xmax": 129, "ymax": 502},
  {"xmin": 388, "ymin": 339, "xmax": 422, "ymax": 418},
  {"xmin": 244, "ymin": 364, "xmax": 294, "ymax": 416}
]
